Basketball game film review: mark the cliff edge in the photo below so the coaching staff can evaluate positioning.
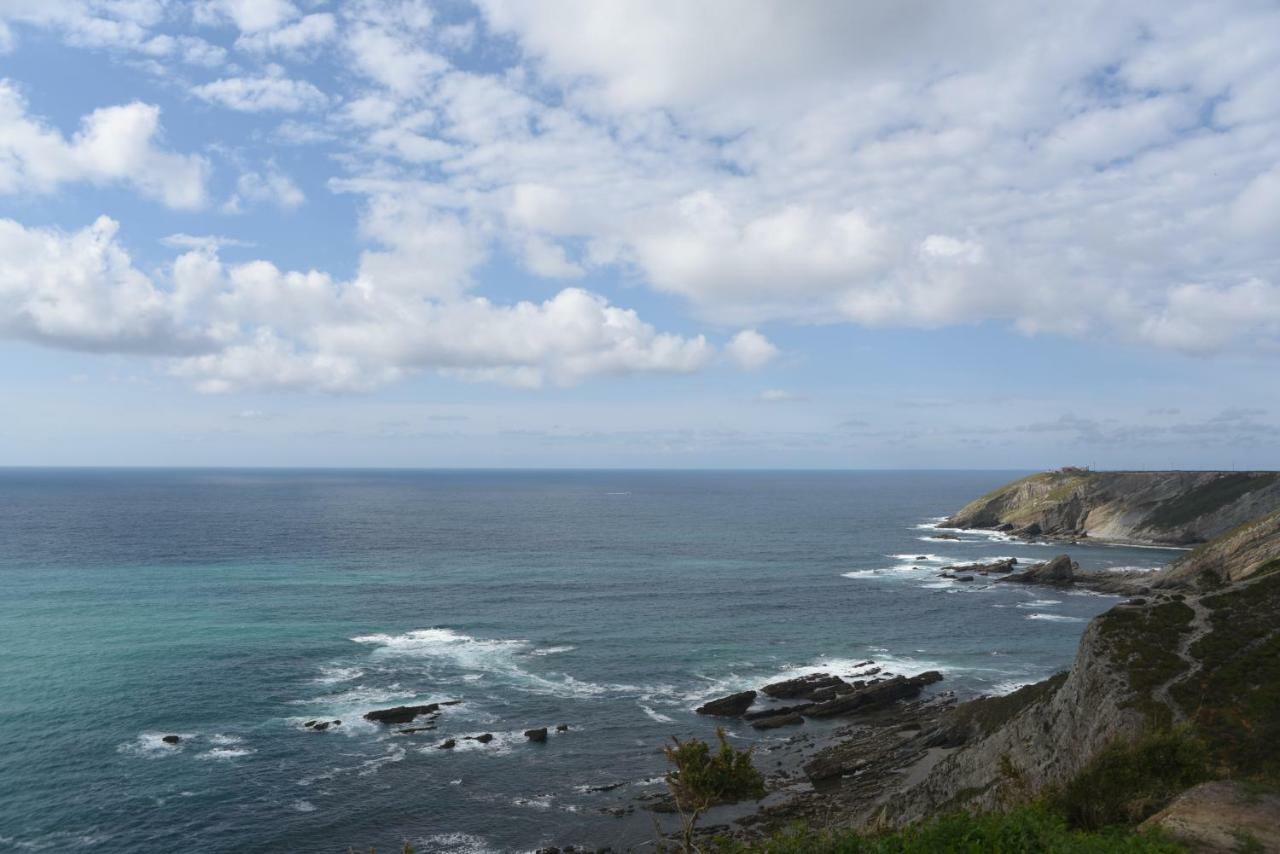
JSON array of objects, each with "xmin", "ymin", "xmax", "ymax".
[{"xmin": 944, "ymin": 469, "xmax": 1280, "ymax": 546}]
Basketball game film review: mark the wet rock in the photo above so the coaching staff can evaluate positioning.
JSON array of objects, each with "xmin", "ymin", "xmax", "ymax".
[
  {"xmin": 394, "ymin": 724, "xmax": 437, "ymax": 735},
  {"xmin": 695, "ymin": 690, "xmax": 757, "ymax": 716},
  {"xmin": 363, "ymin": 704, "xmax": 441, "ymax": 724},
  {"xmin": 466, "ymin": 733, "xmax": 494, "ymax": 744},
  {"xmin": 953, "ymin": 575, "xmax": 975, "ymax": 582},
  {"xmin": 438, "ymin": 739, "xmax": 456, "ymax": 749},
  {"xmin": 751, "ymin": 712, "xmax": 804, "ymax": 730},
  {"xmin": 311, "ymin": 721, "xmax": 330, "ymax": 731},
  {"xmin": 303, "ymin": 720, "xmax": 317, "ymax": 728},
  {"xmin": 930, "ymin": 532, "xmax": 961, "ymax": 540},
  {"xmin": 762, "ymin": 673, "xmax": 848, "ymax": 700},
  {"xmin": 743, "ymin": 702, "xmax": 814, "ymax": 721},
  {"xmin": 525, "ymin": 727, "xmax": 549, "ymax": 743},
  {"xmin": 556, "ymin": 724, "xmax": 570, "ymax": 732},
  {"xmin": 161, "ymin": 735, "xmax": 181, "ymax": 744},
  {"xmin": 805, "ymin": 672, "xmax": 943, "ymax": 718},
  {"xmin": 1002, "ymin": 554, "xmax": 1077, "ymax": 586}
]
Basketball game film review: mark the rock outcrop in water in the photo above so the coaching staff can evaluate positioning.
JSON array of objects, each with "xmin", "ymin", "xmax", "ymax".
[{"xmin": 944, "ymin": 468, "xmax": 1280, "ymax": 546}]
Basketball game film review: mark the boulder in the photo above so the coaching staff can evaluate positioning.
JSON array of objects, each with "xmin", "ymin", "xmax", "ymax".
[
  {"xmin": 466, "ymin": 733, "xmax": 494, "ymax": 744},
  {"xmin": 695, "ymin": 690, "xmax": 757, "ymax": 716},
  {"xmin": 161, "ymin": 735, "xmax": 181, "ymax": 744},
  {"xmin": 805, "ymin": 672, "xmax": 943, "ymax": 718},
  {"xmin": 363, "ymin": 704, "xmax": 440, "ymax": 724},
  {"xmin": 1002, "ymin": 554, "xmax": 1078, "ymax": 586},
  {"xmin": 556, "ymin": 724, "xmax": 570, "ymax": 732},
  {"xmin": 311, "ymin": 721, "xmax": 330, "ymax": 731},
  {"xmin": 761, "ymin": 673, "xmax": 848, "ymax": 700},
  {"xmin": 750, "ymin": 712, "xmax": 804, "ymax": 730},
  {"xmin": 525, "ymin": 727, "xmax": 549, "ymax": 743},
  {"xmin": 438, "ymin": 739, "xmax": 456, "ymax": 750},
  {"xmin": 303, "ymin": 720, "xmax": 317, "ymax": 728}
]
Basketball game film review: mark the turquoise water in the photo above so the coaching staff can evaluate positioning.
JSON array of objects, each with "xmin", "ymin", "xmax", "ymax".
[{"xmin": 0, "ymin": 470, "xmax": 1182, "ymax": 853}]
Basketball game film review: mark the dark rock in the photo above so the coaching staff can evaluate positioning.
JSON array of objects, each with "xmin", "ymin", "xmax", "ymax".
[
  {"xmin": 742, "ymin": 702, "xmax": 813, "ymax": 720},
  {"xmin": 915, "ymin": 555, "xmax": 928, "ymax": 560},
  {"xmin": 394, "ymin": 724, "xmax": 436, "ymax": 735},
  {"xmin": 332, "ymin": 720, "xmax": 341, "ymax": 726},
  {"xmin": 944, "ymin": 558, "xmax": 1017, "ymax": 575},
  {"xmin": 438, "ymin": 739, "xmax": 456, "ymax": 749},
  {"xmin": 805, "ymin": 672, "xmax": 943, "ymax": 718},
  {"xmin": 525, "ymin": 727, "xmax": 549, "ymax": 743},
  {"xmin": 303, "ymin": 720, "xmax": 317, "ymax": 728},
  {"xmin": 363, "ymin": 704, "xmax": 440, "ymax": 724},
  {"xmin": 695, "ymin": 690, "xmax": 757, "ymax": 716},
  {"xmin": 751, "ymin": 712, "xmax": 804, "ymax": 730},
  {"xmin": 1002, "ymin": 554, "xmax": 1078, "ymax": 586},
  {"xmin": 311, "ymin": 721, "xmax": 331, "ymax": 731},
  {"xmin": 161, "ymin": 735, "xmax": 181, "ymax": 744},
  {"xmin": 930, "ymin": 532, "xmax": 961, "ymax": 540},
  {"xmin": 954, "ymin": 575, "xmax": 975, "ymax": 582},
  {"xmin": 466, "ymin": 733, "xmax": 494, "ymax": 744},
  {"xmin": 556, "ymin": 723, "xmax": 570, "ymax": 732},
  {"xmin": 761, "ymin": 673, "xmax": 848, "ymax": 700}
]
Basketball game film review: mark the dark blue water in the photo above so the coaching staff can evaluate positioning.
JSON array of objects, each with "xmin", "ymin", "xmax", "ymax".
[{"xmin": 0, "ymin": 470, "xmax": 1182, "ymax": 853}]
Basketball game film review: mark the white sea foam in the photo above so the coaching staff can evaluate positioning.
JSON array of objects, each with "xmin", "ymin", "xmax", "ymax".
[
  {"xmin": 196, "ymin": 747, "xmax": 255, "ymax": 761},
  {"xmin": 528, "ymin": 645, "xmax": 576, "ymax": 656},
  {"xmin": 640, "ymin": 704, "xmax": 674, "ymax": 723},
  {"xmin": 988, "ymin": 678, "xmax": 1039, "ymax": 695},
  {"xmin": 314, "ymin": 665, "xmax": 364, "ymax": 684},
  {"xmin": 350, "ymin": 628, "xmax": 614, "ymax": 698},
  {"xmin": 1017, "ymin": 599, "xmax": 1063, "ymax": 608},
  {"xmin": 1105, "ymin": 564, "xmax": 1162, "ymax": 573},
  {"xmin": 1026, "ymin": 613, "xmax": 1085, "ymax": 623},
  {"xmin": 293, "ymin": 800, "xmax": 316, "ymax": 813},
  {"xmin": 413, "ymin": 832, "xmax": 497, "ymax": 854},
  {"xmin": 118, "ymin": 732, "xmax": 191, "ymax": 758}
]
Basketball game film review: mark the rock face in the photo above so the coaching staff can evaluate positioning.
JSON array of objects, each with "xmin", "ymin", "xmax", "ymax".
[
  {"xmin": 696, "ymin": 690, "xmax": 757, "ymax": 716},
  {"xmin": 944, "ymin": 469, "xmax": 1280, "ymax": 546},
  {"xmin": 1139, "ymin": 781, "xmax": 1280, "ymax": 852},
  {"xmin": 1157, "ymin": 507, "xmax": 1280, "ymax": 587},
  {"xmin": 750, "ymin": 712, "xmax": 804, "ymax": 730}
]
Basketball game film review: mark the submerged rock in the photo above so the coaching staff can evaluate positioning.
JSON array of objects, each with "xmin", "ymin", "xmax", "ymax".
[
  {"xmin": 695, "ymin": 690, "xmax": 757, "ymax": 716},
  {"xmin": 363, "ymin": 704, "xmax": 440, "ymax": 724},
  {"xmin": 751, "ymin": 712, "xmax": 804, "ymax": 730},
  {"xmin": 437, "ymin": 739, "xmax": 456, "ymax": 750},
  {"xmin": 466, "ymin": 733, "xmax": 494, "ymax": 744},
  {"xmin": 311, "ymin": 721, "xmax": 330, "ymax": 731},
  {"xmin": 161, "ymin": 735, "xmax": 181, "ymax": 744},
  {"xmin": 525, "ymin": 727, "xmax": 549, "ymax": 743},
  {"xmin": 556, "ymin": 724, "xmax": 570, "ymax": 732}
]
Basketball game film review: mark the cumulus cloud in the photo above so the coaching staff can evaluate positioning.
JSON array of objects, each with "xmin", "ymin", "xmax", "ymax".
[
  {"xmin": 223, "ymin": 167, "xmax": 306, "ymax": 212},
  {"xmin": 725, "ymin": 330, "xmax": 779, "ymax": 370},
  {"xmin": 0, "ymin": 216, "xmax": 719, "ymax": 392},
  {"xmin": 0, "ymin": 80, "xmax": 207, "ymax": 208}
]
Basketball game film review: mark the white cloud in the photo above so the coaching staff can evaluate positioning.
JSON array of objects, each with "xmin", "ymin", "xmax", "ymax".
[
  {"xmin": 235, "ymin": 12, "xmax": 335, "ymax": 54},
  {"xmin": 725, "ymin": 330, "xmax": 779, "ymax": 370},
  {"xmin": 0, "ymin": 215, "xmax": 720, "ymax": 393},
  {"xmin": 192, "ymin": 73, "xmax": 328, "ymax": 112},
  {"xmin": 224, "ymin": 167, "xmax": 306, "ymax": 212},
  {"xmin": 757, "ymin": 388, "xmax": 804, "ymax": 403},
  {"xmin": 0, "ymin": 80, "xmax": 208, "ymax": 208},
  {"xmin": 194, "ymin": 0, "xmax": 299, "ymax": 33}
]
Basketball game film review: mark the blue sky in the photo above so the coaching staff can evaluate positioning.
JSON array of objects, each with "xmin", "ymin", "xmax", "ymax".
[{"xmin": 1, "ymin": 1, "xmax": 1278, "ymax": 468}]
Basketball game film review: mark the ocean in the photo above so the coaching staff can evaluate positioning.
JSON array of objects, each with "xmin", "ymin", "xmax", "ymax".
[{"xmin": 0, "ymin": 469, "xmax": 1184, "ymax": 853}]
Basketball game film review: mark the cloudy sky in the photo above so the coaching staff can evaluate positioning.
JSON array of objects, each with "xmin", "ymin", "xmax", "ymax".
[{"xmin": 1, "ymin": 0, "xmax": 1278, "ymax": 468}]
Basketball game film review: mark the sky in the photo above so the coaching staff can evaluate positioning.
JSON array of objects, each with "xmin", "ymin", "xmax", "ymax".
[{"xmin": 0, "ymin": 0, "xmax": 1278, "ymax": 469}]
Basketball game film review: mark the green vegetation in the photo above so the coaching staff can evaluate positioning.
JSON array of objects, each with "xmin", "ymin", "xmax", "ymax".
[
  {"xmin": 1049, "ymin": 729, "xmax": 1210, "ymax": 830},
  {"xmin": 1142, "ymin": 473, "xmax": 1278, "ymax": 531},
  {"xmin": 1096, "ymin": 601, "xmax": 1195, "ymax": 727},
  {"xmin": 1170, "ymin": 571, "xmax": 1280, "ymax": 781},
  {"xmin": 710, "ymin": 806, "xmax": 1185, "ymax": 853},
  {"xmin": 664, "ymin": 727, "xmax": 766, "ymax": 809}
]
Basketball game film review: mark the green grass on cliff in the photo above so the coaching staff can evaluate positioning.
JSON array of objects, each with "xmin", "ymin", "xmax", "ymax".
[
  {"xmin": 1095, "ymin": 601, "xmax": 1196, "ymax": 728},
  {"xmin": 1141, "ymin": 473, "xmax": 1279, "ymax": 532},
  {"xmin": 711, "ymin": 806, "xmax": 1185, "ymax": 853}
]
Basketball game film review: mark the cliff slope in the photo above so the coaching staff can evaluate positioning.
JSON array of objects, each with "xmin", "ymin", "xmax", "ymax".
[{"xmin": 944, "ymin": 469, "xmax": 1280, "ymax": 546}]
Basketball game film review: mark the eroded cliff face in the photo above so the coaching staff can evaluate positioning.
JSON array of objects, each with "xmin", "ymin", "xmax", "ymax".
[
  {"xmin": 944, "ymin": 469, "xmax": 1280, "ymax": 546},
  {"xmin": 883, "ymin": 519, "xmax": 1280, "ymax": 827}
]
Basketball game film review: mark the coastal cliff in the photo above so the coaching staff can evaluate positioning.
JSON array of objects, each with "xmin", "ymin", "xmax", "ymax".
[{"xmin": 944, "ymin": 468, "xmax": 1280, "ymax": 546}]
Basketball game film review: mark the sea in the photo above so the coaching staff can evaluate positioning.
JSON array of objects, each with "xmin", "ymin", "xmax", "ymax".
[{"xmin": 0, "ymin": 469, "xmax": 1186, "ymax": 853}]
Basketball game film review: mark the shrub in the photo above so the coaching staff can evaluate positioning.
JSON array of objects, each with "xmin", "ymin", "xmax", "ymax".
[
  {"xmin": 664, "ymin": 727, "xmax": 766, "ymax": 812},
  {"xmin": 1051, "ymin": 729, "xmax": 1210, "ymax": 830}
]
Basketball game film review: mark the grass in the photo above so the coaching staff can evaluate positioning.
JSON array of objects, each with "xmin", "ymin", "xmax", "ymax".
[
  {"xmin": 710, "ymin": 806, "xmax": 1186, "ymax": 853},
  {"xmin": 944, "ymin": 673, "xmax": 1068, "ymax": 741},
  {"xmin": 1048, "ymin": 729, "xmax": 1210, "ymax": 830},
  {"xmin": 1095, "ymin": 601, "xmax": 1195, "ymax": 728},
  {"xmin": 1170, "ymin": 571, "xmax": 1280, "ymax": 782}
]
